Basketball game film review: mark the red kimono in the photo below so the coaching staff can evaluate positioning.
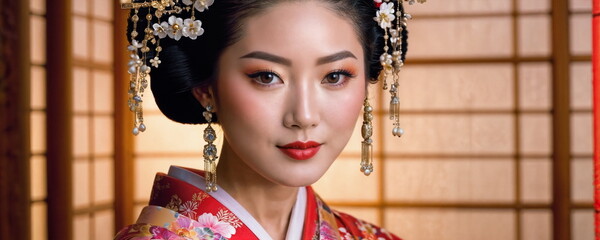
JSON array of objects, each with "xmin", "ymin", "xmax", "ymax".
[{"xmin": 115, "ymin": 166, "xmax": 402, "ymax": 240}]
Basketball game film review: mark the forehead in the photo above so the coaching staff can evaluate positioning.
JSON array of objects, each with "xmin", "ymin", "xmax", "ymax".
[{"xmin": 225, "ymin": 1, "xmax": 364, "ymax": 61}]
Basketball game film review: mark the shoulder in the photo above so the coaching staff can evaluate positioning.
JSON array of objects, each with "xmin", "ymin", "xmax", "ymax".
[{"xmin": 333, "ymin": 210, "xmax": 403, "ymax": 240}]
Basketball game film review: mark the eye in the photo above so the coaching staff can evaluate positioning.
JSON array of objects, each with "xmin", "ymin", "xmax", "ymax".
[
  {"xmin": 322, "ymin": 70, "xmax": 356, "ymax": 86},
  {"xmin": 247, "ymin": 71, "xmax": 283, "ymax": 86}
]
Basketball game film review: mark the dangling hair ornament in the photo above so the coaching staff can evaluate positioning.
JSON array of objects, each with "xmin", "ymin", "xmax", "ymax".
[
  {"xmin": 374, "ymin": 0, "xmax": 424, "ymax": 138},
  {"xmin": 361, "ymin": 0, "xmax": 425, "ymax": 176},
  {"xmin": 122, "ymin": 0, "xmax": 214, "ymax": 135}
]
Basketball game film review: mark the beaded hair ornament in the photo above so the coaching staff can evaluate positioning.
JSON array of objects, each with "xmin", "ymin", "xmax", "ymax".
[
  {"xmin": 359, "ymin": 0, "xmax": 425, "ymax": 176},
  {"xmin": 122, "ymin": 0, "xmax": 424, "ymax": 136},
  {"xmin": 374, "ymin": 0, "xmax": 425, "ymax": 138},
  {"xmin": 122, "ymin": 0, "xmax": 215, "ymax": 135}
]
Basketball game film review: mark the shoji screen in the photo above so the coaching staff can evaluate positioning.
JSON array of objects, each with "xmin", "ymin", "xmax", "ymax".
[
  {"xmin": 314, "ymin": 0, "xmax": 594, "ymax": 240},
  {"xmin": 71, "ymin": 0, "xmax": 116, "ymax": 239},
  {"xmin": 30, "ymin": 0, "xmax": 48, "ymax": 239}
]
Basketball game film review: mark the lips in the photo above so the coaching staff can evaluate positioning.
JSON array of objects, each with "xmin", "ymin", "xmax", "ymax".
[{"xmin": 277, "ymin": 141, "xmax": 322, "ymax": 160}]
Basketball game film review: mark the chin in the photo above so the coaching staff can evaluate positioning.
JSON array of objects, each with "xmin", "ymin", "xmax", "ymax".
[
  {"xmin": 268, "ymin": 164, "xmax": 331, "ymax": 187},
  {"xmin": 277, "ymin": 176, "xmax": 321, "ymax": 187}
]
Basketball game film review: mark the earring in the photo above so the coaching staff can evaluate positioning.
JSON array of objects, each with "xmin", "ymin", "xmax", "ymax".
[
  {"xmin": 203, "ymin": 105, "xmax": 218, "ymax": 192},
  {"xmin": 360, "ymin": 98, "xmax": 374, "ymax": 176}
]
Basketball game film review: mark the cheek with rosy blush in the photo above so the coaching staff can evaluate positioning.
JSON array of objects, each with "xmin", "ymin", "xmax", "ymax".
[{"xmin": 216, "ymin": 72, "xmax": 279, "ymax": 128}]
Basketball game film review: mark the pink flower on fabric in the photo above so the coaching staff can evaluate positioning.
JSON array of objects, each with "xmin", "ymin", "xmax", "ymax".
[
  {"xmin": 197, "ymin": 213, "xmax": 236, "ymax": 238},
  {"xmin": 170, "ymin": 216, "xmax": 200, "ymax": 239},
  {"xmin": 150, "ymin": 226, "xmax": 184, "ymax": 240}
]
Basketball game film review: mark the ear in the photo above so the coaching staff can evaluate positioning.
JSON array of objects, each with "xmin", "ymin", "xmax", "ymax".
[{"xmin": 192, "ymin": 86, "xmax": 217, "ymax": 111}]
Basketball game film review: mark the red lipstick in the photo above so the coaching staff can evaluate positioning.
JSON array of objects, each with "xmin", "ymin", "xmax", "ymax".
[{"xmin": 277, "ymin": 141, "xmax": 322, "ymax": 160}]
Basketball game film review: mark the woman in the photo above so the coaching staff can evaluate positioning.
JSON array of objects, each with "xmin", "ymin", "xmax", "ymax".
[{"xmin": 116, "ymin": 0, "xmax": 422, "ymax": 239}]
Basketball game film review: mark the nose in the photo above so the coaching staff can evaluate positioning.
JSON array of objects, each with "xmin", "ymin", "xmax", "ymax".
[{"xmin": 283, "ymin": 80, "xmax": 320, "ymax": 130}]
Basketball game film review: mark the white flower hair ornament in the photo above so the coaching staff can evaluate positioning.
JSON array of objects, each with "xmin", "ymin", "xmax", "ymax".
[
  {"xmin": 373, "ymin": 0, "xmax": 425, "ymax": 138},
  {"xmin": 122, "ymin": 0, "xmax": 214, "ymax": 135}
]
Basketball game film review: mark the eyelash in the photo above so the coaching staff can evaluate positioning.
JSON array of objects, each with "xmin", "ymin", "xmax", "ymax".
[
  {"xmin": 246, "ymin": 69, "xmax": 282, "ymax": 87},
  {"xmin": 245, "ymin": 68, "xmax": 357, "ymax": 88},
  {"xmin": 322, "ymin": 69, "xmax": 356, "ymax": 87}
]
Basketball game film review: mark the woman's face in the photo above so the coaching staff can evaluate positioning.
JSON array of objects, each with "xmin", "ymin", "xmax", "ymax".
[{"xmin": 211, "ymin": 1, "xmax": 366, "ymax": 187}]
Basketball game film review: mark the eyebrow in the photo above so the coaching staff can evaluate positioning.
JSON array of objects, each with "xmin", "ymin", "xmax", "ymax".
[
  {"xmin": 240, "ymin": 50, "xmax": 357, "ymax": 67},
  {"xmin": 316, "ymin": 51, "xmax": 357, "ymax": 65},
  {"xmin": 240, "ymin": 51, "xmax": 292, "ymax": 66}
]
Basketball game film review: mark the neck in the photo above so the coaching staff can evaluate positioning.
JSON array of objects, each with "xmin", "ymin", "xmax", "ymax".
[{"xmin": 217, "ymin": 141, "xmax": 298, "ymax": 240}]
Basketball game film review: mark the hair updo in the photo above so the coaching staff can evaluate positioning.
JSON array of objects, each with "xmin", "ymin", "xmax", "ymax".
[{"xmin": 127, "ymin": 0, "xmax": 408, "ymax": 124}]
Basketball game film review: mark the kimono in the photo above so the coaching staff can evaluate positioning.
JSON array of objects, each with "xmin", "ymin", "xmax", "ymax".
[{"xmin": 115, "ymin": 166, "xmax": 402, "ymax": 240}]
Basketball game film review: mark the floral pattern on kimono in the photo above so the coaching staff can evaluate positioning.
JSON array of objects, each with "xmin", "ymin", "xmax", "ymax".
[
  {"xmin": 115, "ymin": 207, "xmax": 236, "ymax": 240},
  {"xmin": 115, "ymin": 167, "xmax": 402, "ymax": 240}
]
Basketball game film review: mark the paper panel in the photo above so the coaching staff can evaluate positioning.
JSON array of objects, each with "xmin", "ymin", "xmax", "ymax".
[
  {"xmin": 93, "ymin": 116, "xmax": 114, "ymax": 156},
  {"xmin": 520, "ymin": 159, "xmax": 552, "ymax": 203},
  {"xmin": 518, "ymin": 15, "xmax": 551, "ymax": 56},
  {"xmin": 385, "ymin": 208, "xmax": 516, "ymax": 240},
  {"xmin": 571, "ymin": 158, "xmax": 593, "ymax": 203},
  {"xmin": 92, "ymin": 21, "xmax": 113, "ymax": 64},
  {"xmin": 521, "ymin": 210, "xmax": 552, "ymax": 240},
  {"xmin": 94, "ymin": 158, "xmax": 115, "ymax": 204},
  {"xmin": 93, "ymin": 70, "xmax": 114, "ymax": 113},
  {"xmin": 398, "ymin": 64, "xmax": 514, "ymax": 110},
  {"xmin": 519, "ymin": 113, "xmax": 552, "ymax": 155},
  {"xmin": 570, "ymin": 14, "xmax": 592, "ymax": 55},
  {"xmin": 408, "ymin": 17, "xmax": 513, "ymax": 59},
  {"xmin": 384, "ymin": 159, "xmax": 514, "ymax": 202},
  {"xmin": 572, "ymin": 210, "xmax": 594, "ymax": 240},
  {"xmin": 72, "ymin": 16, "xmax": 89, "ymax": 59},
  {"xmin": 385, "ymin": 114, "xmax": 515, "ymax": 155},
  {"xmin": 570, "ymin": 62, "xmax": 593, "ymax": 109},
  {"xmin": 571, "ymin": 113, "xmax": 593, "ymax": 155},
  {"xmin": 30, "ymin": 15, "xmax": 46, "ymax": 64},
  {"xmin": 519, "ymin": 62, "xmax": 552, "ymax": 110}
]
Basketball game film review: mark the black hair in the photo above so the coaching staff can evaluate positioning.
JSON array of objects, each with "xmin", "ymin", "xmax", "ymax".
[{"xmin": 127, "ymin": 0, "xmax": 409, "ymax": 124}]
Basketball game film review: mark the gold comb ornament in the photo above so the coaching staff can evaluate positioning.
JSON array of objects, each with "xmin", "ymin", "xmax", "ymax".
[{"xmin": 122, "ymin": 0, "xmax": 214, "ymax": 135}]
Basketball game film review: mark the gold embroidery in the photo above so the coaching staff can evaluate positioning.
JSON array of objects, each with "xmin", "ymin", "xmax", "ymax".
[
  {"xmin": 150, "ymin": 175, "xmax": 171, "ymax": 200},
  {"xmin": 165, "ymin": 194, "xmax": 182, "ymax": 212},
  {"xmin": 192, "ymin": 192, "xmax": 209, "ymax": 202},
  {"xmin": 216, "ymin": 209, "xmax": 243, "ymax": 228}
]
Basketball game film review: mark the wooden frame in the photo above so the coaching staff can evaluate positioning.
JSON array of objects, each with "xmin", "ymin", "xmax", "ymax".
[
  {"xmin": 551, "ymin": 0, "xmax": 572, "ymax": 239},
  {"xmin": 114, "ymin": 0, "xmax": 136, "ymax": 231},
  {"xmin": 46, "ymin": 0, "xmax": 73, "ymax": 239},
  {"xmin": 593, "ymin": 0, "xmax": 600, "ymax": 239},
  {"xmin": 0, "ymin": 0, "xmax": 31, "ymax": 239}
]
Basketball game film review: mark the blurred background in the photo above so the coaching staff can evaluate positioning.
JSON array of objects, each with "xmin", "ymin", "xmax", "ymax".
[{"xmin": 0, "ymin": 0, "xmax": 594, "ymax": 239}]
